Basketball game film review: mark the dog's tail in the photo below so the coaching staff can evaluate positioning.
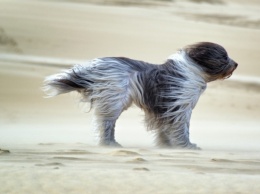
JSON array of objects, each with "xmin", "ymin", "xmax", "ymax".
[{"xmin": 43, "ymin": 65, "xmax": 93, "ymax": 97}]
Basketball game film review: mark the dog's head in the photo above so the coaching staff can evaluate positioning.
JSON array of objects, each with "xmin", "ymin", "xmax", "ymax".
[{"xmin": 184, "ymin": 42, "xmax": 238, "ymax": 82}]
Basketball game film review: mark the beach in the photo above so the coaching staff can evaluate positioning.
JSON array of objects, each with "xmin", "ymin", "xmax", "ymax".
[{"xmin": 0, "ymin": 0, "xmax": 260, "ymax": 193}]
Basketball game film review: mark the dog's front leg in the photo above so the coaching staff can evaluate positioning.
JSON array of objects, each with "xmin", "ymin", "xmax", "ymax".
[
  {"xmin": 173, "ymin": 121, "xmax": 200, "ymax": 150},
  {"xmin": 169, "ymin": 110, "xmax": 200, "ymax": 150},
  {"xmin": 168, "ymin": 121, "xmax": 200, "ymax": 150},
  {"xmin": 156, "ymin": 121, "xmax": 200, "ymax": 149}
]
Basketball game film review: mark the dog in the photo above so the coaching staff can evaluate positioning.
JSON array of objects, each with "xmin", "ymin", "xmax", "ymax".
[{"xmin": 43, "ymin": 42, "xmax": 237, "ymax": 149}]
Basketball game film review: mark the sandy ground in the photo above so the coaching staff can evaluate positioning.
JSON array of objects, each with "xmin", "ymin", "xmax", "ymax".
[{"xmin": 0, "ymin": 0, "xmax": 260, "ymax": 193}]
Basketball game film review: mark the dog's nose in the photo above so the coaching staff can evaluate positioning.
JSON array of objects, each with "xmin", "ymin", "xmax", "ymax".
[{"xmin": 229, "ymin": 58, "xmax": 238, "ymax": 68}]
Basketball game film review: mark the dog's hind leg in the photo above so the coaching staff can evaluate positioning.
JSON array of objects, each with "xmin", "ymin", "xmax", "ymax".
[
  {"xmin": 94, "ymin": 117, "xmax": 121, "ymax": 147},
  {"xmin": 92, "ymin": 91, "xmax": 133, "ymax": 147}
]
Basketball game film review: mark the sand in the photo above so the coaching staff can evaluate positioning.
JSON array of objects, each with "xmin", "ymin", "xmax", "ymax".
[{"xmin": 0, "ymin": 0, "xmax": 260, "ymax": 193}]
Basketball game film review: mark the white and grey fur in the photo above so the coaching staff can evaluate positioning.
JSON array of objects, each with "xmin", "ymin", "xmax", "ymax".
[{"xmin": 43, "ymin": 42, "xmax": 238, "ymax": 149}]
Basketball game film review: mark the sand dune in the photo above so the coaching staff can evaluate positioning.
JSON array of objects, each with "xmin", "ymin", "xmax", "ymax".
[
  {"xmin": 1, "ymin": 144, "xmax": 260, "ymax": 194},
  {"xmin": 0, "ymin": 0, "xmax": 260, "ymax": 193}
]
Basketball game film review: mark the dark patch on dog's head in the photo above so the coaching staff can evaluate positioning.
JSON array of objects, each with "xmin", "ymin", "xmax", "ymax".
[{"xmin": 184, "ymin": 42, "xmax": 238, "ymax": 81}]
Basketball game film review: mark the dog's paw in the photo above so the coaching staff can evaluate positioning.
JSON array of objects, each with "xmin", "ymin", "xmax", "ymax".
[
  {"xmin": 171, "ymin": 143, "xmax": 201, "ymax": 150},
  {"xmin": 0, "ymin": 149, "xmax": 10, "ymax": 154},
  {"xmin": 187, "ymin": 143, "xmax": 201, "ymax": 150},
  {"xmin": 100, "ymin": 141, "xmax": 122, "ymax": 148}
]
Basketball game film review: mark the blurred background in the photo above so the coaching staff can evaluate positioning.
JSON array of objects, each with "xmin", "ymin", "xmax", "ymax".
[{"xmin": 0, "ymin": 0, "xmax": 259, "ymax": 150}]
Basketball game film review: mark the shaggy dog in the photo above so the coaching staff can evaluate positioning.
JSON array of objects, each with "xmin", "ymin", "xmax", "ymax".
[{"xmin": 43, "ymin": 42, "xmax": 237, "ymax": 149}]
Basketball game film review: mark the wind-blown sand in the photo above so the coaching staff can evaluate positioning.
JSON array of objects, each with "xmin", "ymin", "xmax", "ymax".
[{"xmin": 0, "ymin": 0, "xmax": 260, "ymax": 193}]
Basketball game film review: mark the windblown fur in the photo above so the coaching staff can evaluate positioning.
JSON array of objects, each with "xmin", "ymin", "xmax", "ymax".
[{"xmin": 43, "ymin": 42, "xmax": 238, "ymax": 149}]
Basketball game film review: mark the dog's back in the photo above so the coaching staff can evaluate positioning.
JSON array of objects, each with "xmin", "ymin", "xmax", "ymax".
[{"xmin": 43, "ymin": 57, "xmax": 149, "ymax": 97}]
